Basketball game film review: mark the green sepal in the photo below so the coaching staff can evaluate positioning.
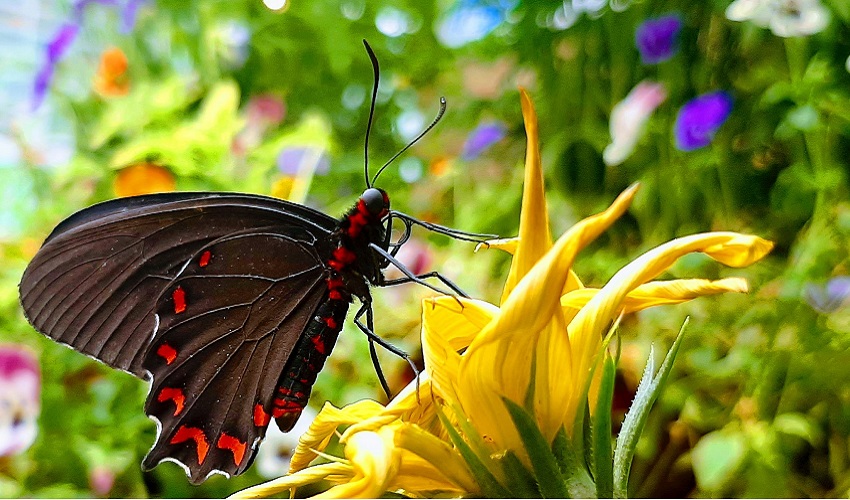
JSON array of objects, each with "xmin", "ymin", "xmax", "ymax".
[
  {"xmin": 551, "ymin": 426, "xmax": 597, "ymax": 498},
  {"xmin": 592, "ymin": 353, "xmax": 617, "ymax": 499},
  {"xmin": 435, "ymin": 405, "xmax": 511, "ymax": 498},
  {"xmin": 613, "ymin": 318, "xmax": 690, "ymax": 499},
  {"xmin": 501, "ymin": 397, "xmax": 570, "ymax": 498},
  {"xmin": 499, "ymin": 450, "xmax": 543, "ymax": 498}
]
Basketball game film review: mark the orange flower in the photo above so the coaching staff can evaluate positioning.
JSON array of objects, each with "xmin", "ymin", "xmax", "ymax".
[
  {"xmin": 94, "ymin": 47, "xmax": 130, "ymax": 97},
  {"xmin": 113, "ymin": 163, "xmax": 176, "ymax": 197}
]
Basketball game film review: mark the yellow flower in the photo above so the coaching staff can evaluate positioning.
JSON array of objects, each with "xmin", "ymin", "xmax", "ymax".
[{"xmin": 231, "ymin": 89, "xmax": 772, "ymax": 499}]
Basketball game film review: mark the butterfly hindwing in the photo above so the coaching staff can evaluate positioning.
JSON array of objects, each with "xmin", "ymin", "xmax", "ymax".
[{"xmin": 141, "ymin": 230, "xmax": 331, "ymax": 483}]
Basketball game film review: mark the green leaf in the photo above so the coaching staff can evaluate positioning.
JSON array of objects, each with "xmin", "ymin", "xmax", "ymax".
[
  {"xmin": 592, "ymin": 354, "xmax": 617, "ymax": 499},
  {"xmin": 613, "ymin": 318, "xmax": 689, "ymax": 499},
  {"xmin": 499, "ymin": 450, "xmax": 543, "ymax": 498},
  {"xmin": 502, "ymin": 397, "xmax": 569, "ymax": 498},
  {"xmin": 691, "ymin": 430, "xmax": 748, "ymax": 492},
  {"xmin": 550, "ymin": 425, "xmax": 596, "ymax": 497},
  {"xmin": 436, "ymin": 406, "xmax": 511, "ymax": 498}
]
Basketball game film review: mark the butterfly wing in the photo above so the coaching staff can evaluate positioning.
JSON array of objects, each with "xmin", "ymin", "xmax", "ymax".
[
  {"xmin": 140, "ymin": 229, "xmax": 334, "ymax": 482},
  {"xmin": 20, "ymin": 193, "xmax": 341, "ymax": 482},
  {"xmin": 19, "ymin": 193, "xmax": 336, "ymax": 377}
]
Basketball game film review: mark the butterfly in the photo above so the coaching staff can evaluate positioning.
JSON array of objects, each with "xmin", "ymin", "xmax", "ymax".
[{"xmin": 18, "ymin": 40, "xmax": 490, "ymax": 484}]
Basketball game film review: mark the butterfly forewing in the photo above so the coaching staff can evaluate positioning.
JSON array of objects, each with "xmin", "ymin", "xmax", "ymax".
[
  {"xmin": 142, "ymin": 231, "xmax": 330, "ymax": 482},
  {"xmin": 19, "ymin": 193, "xmax": 336, "ymax": 377}
]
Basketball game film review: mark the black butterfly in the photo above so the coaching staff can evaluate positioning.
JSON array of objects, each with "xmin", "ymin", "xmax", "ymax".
[{"xmin": 18, "ymin": 41, "xmax": 489, "ymax": 484}]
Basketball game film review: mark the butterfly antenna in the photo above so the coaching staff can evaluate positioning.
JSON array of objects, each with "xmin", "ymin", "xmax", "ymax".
[
  {"xmin": 363, "ymin": 39, "xmax": 381, "ymax": 189},
  {"xmin": 371, "ymin": 96, "xmax": 447, "ymax": 186}
]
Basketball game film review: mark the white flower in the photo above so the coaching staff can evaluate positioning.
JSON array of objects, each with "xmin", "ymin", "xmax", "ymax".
[
  {"xmin": 255, "ymin": 406, "xmax": 318, "ymax": 478},
  {"xmin": 603, "ymin": 81, "xmax": 667, "ymax": 166},
  {"xmin": 726, "ymin": 0, "xmax": 830, "ymax": 37}
]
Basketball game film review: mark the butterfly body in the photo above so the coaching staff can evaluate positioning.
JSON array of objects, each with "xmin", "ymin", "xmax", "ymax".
[{"xmin": 20, "ymin": 188, "xmax": 391, "ymax": 483}]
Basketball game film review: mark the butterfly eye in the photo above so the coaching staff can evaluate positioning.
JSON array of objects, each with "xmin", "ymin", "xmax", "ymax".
[{"xmin": 361, "ymin": 188, "xmax": 387, "ymax": 215}]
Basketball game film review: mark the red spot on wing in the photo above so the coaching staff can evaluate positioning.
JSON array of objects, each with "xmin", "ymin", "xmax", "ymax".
[
  {"xmin": 328, "ymin": 290, "xmax": 343, "ymax": 300},
  {"xmin": 172, "ymin": 286, "xmax": 187, "ymax": 314},
  {"xmin": 253, "ymin": 404, "xmax": 270, "ymax": 427},
  {"xmin": 156, "ymin": 343, "xmax": 177, "ymax": 364},
  {"xmin": 199, "ymin": 250, "xmax": 211, "ymax": 267},
  {"xmin": 217, "ymin": 432, "xmax": 247, "ymax": 467},
  {"xmin": 170, "ymin": 426, "xmax": 209, "ymax": 465},
  {"xmin": 157, "ymin": 387, "xmax": 185, "ymax": 415},
  {"xmin": 323, "ymin": 316, "xmax": 338, "ymax": 329}
]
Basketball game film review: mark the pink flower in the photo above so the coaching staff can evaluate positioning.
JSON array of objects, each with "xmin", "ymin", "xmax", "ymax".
[
  {"xmin": 0, "ymin": 346, "xmax": 40, "ymax": 457},
  {"xmin": 603, "ymin": 81, "xmax": 667, "ymax": 166}
]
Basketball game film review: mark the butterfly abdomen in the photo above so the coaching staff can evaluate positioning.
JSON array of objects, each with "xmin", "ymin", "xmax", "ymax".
[{"xmin": 270, "ymin": 299, "xmax": 348, "ymax": 432}]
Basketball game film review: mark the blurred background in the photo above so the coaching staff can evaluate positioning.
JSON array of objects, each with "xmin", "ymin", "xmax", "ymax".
[{"xmin": 1, "ymin": 0, "xmax": 850, "ymax": 497}]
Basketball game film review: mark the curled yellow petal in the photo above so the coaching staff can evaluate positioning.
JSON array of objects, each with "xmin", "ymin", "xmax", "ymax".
[
  {"xmin": 290, "ymin": 400, "xmax": 385, "ymax": 472},
  {"xmin": 501, "ymin": 89, "xmax": 552, "ymax": 303},
  {"xmin": 565, "ymin": 232, "xmax": 773, "ymax": 426},
  {"xmin": 317, "ymin": 430, "xmax": 400, "ymax": 499},
  {"xmin": 229, "ymin": 462, "xmax": 351, "ymax": 499},
  {"xmin": 560, "ymin": 277, "xmax": 749, "ymax": 313}
]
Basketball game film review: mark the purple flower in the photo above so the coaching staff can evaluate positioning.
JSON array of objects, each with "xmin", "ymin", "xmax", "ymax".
[
  {"xmin": 635, "ymin": 14, "xmax": 683, "ymax": 64},
  {"xmin": 0, "ymin": 346, "xmax": 40, "ymax": 457},
  {"xmin": 673, "ymin": 91, "xmax": 733, "ymax": 151},
  {"xmin": 277, "ymin": 147, "xmax": 330, "ymax": 176},
  {"xmin": 32, "ymin": 23, "xmax": 80, "ymax": 110},
  {"xmin": 805, "ymin": 276, "xmax": 850, "ymax": 314},
  {"xmin": 121, "ymin": 0, "xmax": 148, "ymax": 33},
  {"xmin": 462, "ymin": 121, "xmax": 507, "ymax": 160}
]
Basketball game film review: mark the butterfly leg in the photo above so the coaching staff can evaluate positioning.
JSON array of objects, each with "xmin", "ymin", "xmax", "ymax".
[
  {"xmin": 368, "ymin": 243, "xmax": 461, "ymax": 299},
  {"xmin": 353, "ymin": 301, "xmax": 420, "ymax": 399}
]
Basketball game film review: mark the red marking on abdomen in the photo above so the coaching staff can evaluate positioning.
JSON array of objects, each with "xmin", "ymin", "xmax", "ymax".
[
  {"xmin": 217, "ymin": 432, "xmax": 246, "ymax": 467},
  {"xmin": 199, "ymin": 250, "xmax": 211, "ymax": 267},
  {"xmin": 253, "ymin": 403, "xmax": 271, "ymax": 427},
  {"xmin": 156, "ymin": 343, "xmax": 177, "ymax": 364},
  {"xmin": 170, "ymin": 426, "xmax": 209, "ymax": 465},
  {"xmin": 157, "ymin": 387, "xmax": 185, "ymax": 415},
  {"xmin": 332, "ymin": 247, "xmax": 357, "ymax": 265},
  {"xmin": 272, "ymin": 404, "xmax": 302, "ymax": 418},
  {"xmin": 311, "ymin": 335, "xmax": 326, "ymax": 355},
  {"xmin": 172, "ymin": 286, "xmax": 187, "ymax": 314}
]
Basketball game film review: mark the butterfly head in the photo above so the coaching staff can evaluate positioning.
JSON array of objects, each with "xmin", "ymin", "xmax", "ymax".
[{"xmin": 360, "ymin": 188, "xmax": 389, "ymax": 219}]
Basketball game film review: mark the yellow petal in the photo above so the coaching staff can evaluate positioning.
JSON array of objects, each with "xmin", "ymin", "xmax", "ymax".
[
  {"xmin": 290, "ymin": 400, "xmax": 385, "ymax": 472},
  {"xmin": 394, "ymin": 424, "xmax": 477, "ymax": 493},
  {"xmin": 228, "ymin": 462, "xmax": 351, "ymax": 499},
  {"xmin": 391, "ymin": 451, "xmax": 469, "ymax": 494},
  {"xmin": 456, "ymin": 184, "xmax": 639, "ymax": 449},
  {"xmin": 421, "ymin": 297, "xmax": 498, "ymax": 403},
  {"xmin": 501, "ymin": 89, "xmax": 552, "ymax": 304},
  {"xmin": 565, "ymin": 232, "xmax": 773, "ymax": 426},
  {"xmin": 478, "ymin": 237, "xmax": 518, "ymax": 255},
  {"xmin": 560, "ymin": 277, "xmax": 749, "ymax": 313},
  {"xmin": 316, "ymin": 430, "xmax": 400, "ymax": 499}
]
